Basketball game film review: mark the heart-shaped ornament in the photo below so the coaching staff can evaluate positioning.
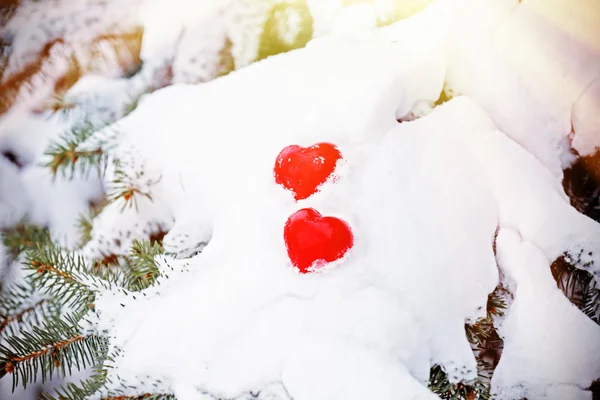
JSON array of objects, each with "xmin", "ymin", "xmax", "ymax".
[
  {"xmin": 284, "ymin": 208, "xmax": 354, "ymax": 273},
  {"xmin": 274, "ymin": 143, "xmax": 342, "ymax": 200}
]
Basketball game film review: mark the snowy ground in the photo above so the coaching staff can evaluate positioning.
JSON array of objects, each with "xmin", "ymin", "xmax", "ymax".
[{"xmin": 1, "ymin": 0, "xmax": 600, "ymax": 399}]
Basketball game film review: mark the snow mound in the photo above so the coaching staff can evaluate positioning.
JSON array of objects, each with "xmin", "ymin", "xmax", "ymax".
[
  {"xmin": 493, "ymin": 229, "xmax": 600, "ymax": 400},
  {"xmin": 442, "ymin": 0, "xmax": 600, "ymax": 174},
  {"xmin": 85, "ymin": 25, "xmax": 600, "ymax": 396},
  {"xmin": 1, "ymin": 0, "xmax": 599, "ymax": 398}
]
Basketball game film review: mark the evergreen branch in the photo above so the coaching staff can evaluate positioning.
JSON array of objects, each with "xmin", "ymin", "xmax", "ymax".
[
  {"xmin": 106, "ymin": 165, "xmax": 157, "ymax": 212},
  {"xmin": 0, "ymin": 284, "xmax": 37, "ymax": 314},
  {"xmin": 40, "ymin": 372, "xmax": 108, "ymax": 400},
  {"xmin": 0, "ymin": 298, "xmax": 51, "ymax": 336},
  {"xmin": 551, "ymin": 252, "xmax": 599, "ymax": 323},
  {"xmin": 41, "ymin": 334, "xmax": 116, "ymax": 400},
  {"xmin": 428, "ymin": 365, "xmax": 489, "ymax": 400},
  {"xmin": 122, "ymin": 94, "xmax": 142, "ymax": 118},
  {"xmin": 91, "ymin": 254, "xmax": 123, "ymax": 277},
  {"xmin": 44, "ymin": 122, "xmax": 105, "ymax": 178},
  {"xmin": 485, "ymin": 288, "xmax": 507, "ymax": 318},
  {"xmin": 43, "ymin": 93, "xmax": 78, "ymax": 118},
  {"xmin": 437, "ymin": 285, "xmax": 510, "ymax": 399},
  {"xmin": 102, "ymin": 394, "xmax": 176, "ymax": 400},
  {"xmin": 44, "ymin": 351, "xmax": 175, "ymax": 400},
  {"xmin": 76, "ymin": 212, "xmax": 97, "ymax": 250},
  {"xmin": 0, "ymin": 313, "xmax": 106, "ymax": 390},
  {"xmin": 465, "ymin": 319, "xmax": 492, "ymax": 347},
  {"xmin": 1, "ymin": 222, "xmax": 51, "ymax": 260},
  {"xmin": 466, "ymin": 286, "xmax": 507, "ymax": 348},
  {"xmin": 123, "ymin": 240, "xmax": 164, "ymax": 291},
  {"xmin": 0, "ymin": 278, "xmax": 57, "ymax": 342},
  {"xmin": 582, "ymin": 282, "xmax": 600, "ymax": 324},
  {"xmin": 24, "ymin": 244, "xmax": 100, "ymax": 312},
  {"xmin": 76, "ymin": 198, "xmax": 108, "ymax": 249}
]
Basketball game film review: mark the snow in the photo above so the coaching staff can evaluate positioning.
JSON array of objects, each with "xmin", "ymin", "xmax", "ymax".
[
  {"xmin": 137, "ymin": 0, "xmax": 224, "ymax": 66},
  {"xmin": 85, "ymin": 33, "xmax": 494, "ymax": 399},
  {"xmin": 21, "ymin": 168, "xmax": 102, "ymax": 248},
  {"xmin": 572, "ymin": 77, "xmax": 600, "ymax": 156},
  {"xmin": 493, "ymin": 229, "xmax": 600, "ymax": 400},
  {"xmin": 170, "ymin": 15, "xmax": 230, "ymax": 84},
  {"xmin": 82, "ymin": 33, "xmax": 584, "ymax": 397},
  {"xmin": 432, "ymin": 97, "xmax": 600, "ymax": 281},
  {"xmin": 0, "ymin": 0, "xmax": 144, "ymax": 80},
  {"xmin": 495, "ymin": 0, "xmax": 600, "ymax": 159},
  {"xmin": 441, "ymin": 0, "xmax": 600, "ymax": 174},
  {"xmin": 0, "ymin": 155, "xmax": 30, "ymax": 229},
  {"xmin": 0, "ymin": 110, "xmax": 104, "ymax": 248},
  {"xmin": 0, "ymin": 38, "xmax": 75, "ymax": 131},
  {"xmin": 1, "ymin": 0, "xmax": 599, "ymax": 399},
  {"xmin": 88, "ymin": 74, "xmax": 599, "ymax": 400},
  {"xmin": 62, "ymin": 74, "xmax": 143, "ymax": 125}
]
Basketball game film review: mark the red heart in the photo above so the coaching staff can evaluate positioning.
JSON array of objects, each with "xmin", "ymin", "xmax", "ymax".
[
  {"xmin": 284, "ymin": 208, "xmax": 354, "ymax": 273},
  {"xmin": 274, "ymin": 143, "xmax": 342, "ymax": 200}
]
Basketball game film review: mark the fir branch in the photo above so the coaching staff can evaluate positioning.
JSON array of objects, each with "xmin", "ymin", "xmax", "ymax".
[
  {"xmin": 76, "ymin": 198, "xmax": 108, "ymax": 249},
  {"xmin": 123, "ymin": 240, "xmax": 164, "ymax": 291},
  {"xmin": 485, "ymin": 288, "xmax": 507, "ymax": 318},
  {"xmin": 582, "ymin": 281, "xmax": 600, "ymax": 324},
  {"xmin": 466, "ymin": 287, "xmax": 507, "ymax": 347},
  {"xmin": 43, "ymin": 93, "xmax": 78, "ymax": 119},
  {"xmin": 551, "ymin": 252, "xmax": 599, "ymax": 323},
  {"xmin": 0, "ymin": 285, "xmax": 37, "ymax": 316},
  {"xmin": 40, "ymin": 335, "xmax": 117, "ymax": 400},
  {"xmin": 0, "ymin": 313, "xmax": 106, "ymax": 390},
  {"xmin": 40, "ymin": 373, "xmax": 108, "ymax": 400},
  {"xmin": 96, "ymin": 370, "xmax": 176, "ymax": 400},
  {"xmin": 465, "ymin": 285, "xmax": 508, "ymax": 385},
  {"xmin": 106, "ymin": 164, "xmax": 158, "ymax": 212},
  {"xmin": 0, "ymin": 297, "xmax": 55, "ymax": 336},
  {"xmin": 101, "ymin": 394, "xmax": 176, "ymax": 400},
  {"xmin": 91, "ymin": 253, "xmax": 123, "ymax": 277},
  {"xmin": 23, "ymin": 244, "xmax": 103, "ymax": 312},
  {"xmin": 428, "ymin": 365, "xmax": 489, "ymax": 400},
  {"xmin": 434, "ymin": 285, "xmax": 509, "ymax": 399},
  {"xmin": 465, "ymin": 319, "xmax": 492, "ymax": 347},
  {"xmin": 76, "ymin": 212, "xmax": 96, "ymax": 250},
  {"xmin": 44, "ymin": 122, "xmax": 105, "ymax": 178},
  {"xmin": 1, "ymin": 221, "xmax": 51, "ymax": 260},
  {"xmin": 44, "ymin": 355, "xmax": 176, "ymax": 400},
  {"xmin": 121, "ymin": 94, "xmax": 142, "ymax": 118}
]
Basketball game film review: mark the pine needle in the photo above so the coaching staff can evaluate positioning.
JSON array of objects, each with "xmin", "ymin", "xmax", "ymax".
[
  {"xmin": 44, "ymin": 122, "xmax": 106, "ymax": 179},
  {"xmin": 122, "ymin": 240, "xmax": 164, "ymax": 291},
  {"xmin": 1, "ymin": 221, "xmax": 51, "ymax": 261},
  {"xmin": 0, "ymin": 313, "xmax": 106, "ymax": 390}
]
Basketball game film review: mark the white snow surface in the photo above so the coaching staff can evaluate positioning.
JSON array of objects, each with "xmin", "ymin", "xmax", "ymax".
[
  {"xmin": 0, "ymin": 0, "xmax": 599, "ymax": 399},
  {"xmin": 85, "ymin": 28, "xmax": 600, "ymax": 400},
  {"xmin": 439, "ymin": 0, "xmax": 600, "ymax": 173},
  {"xmin": 0, "ymin": 110, "xmax": 104, "ymax": 248},
  {"xmin": 0, "ymin": 0, "xmax": 143, "ymax": 79},
  {"xmin": 493, "ymin": 229, "xmax": 600, "ymax": 400}
]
